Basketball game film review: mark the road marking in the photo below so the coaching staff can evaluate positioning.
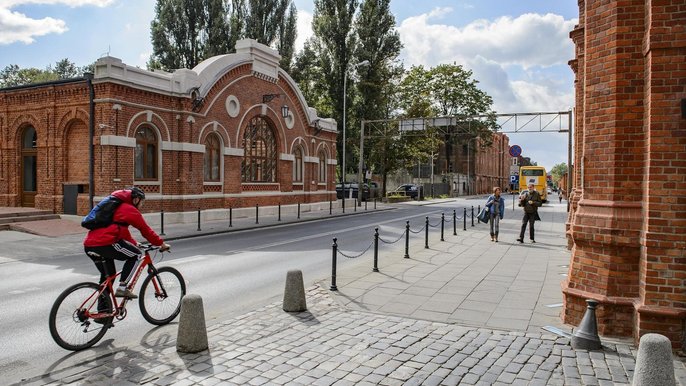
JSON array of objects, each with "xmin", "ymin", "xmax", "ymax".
[{"xmin": 223, "ymin": 210, "xmax": 443, "ymax": 254}]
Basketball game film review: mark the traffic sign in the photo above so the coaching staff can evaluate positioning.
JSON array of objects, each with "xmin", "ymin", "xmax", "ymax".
[{"xmin": 509, "ymin": 145, "xmax": 522, "ymax": 157}]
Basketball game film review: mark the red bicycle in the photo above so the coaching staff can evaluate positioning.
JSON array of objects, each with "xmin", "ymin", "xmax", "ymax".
[{"xmin": 49, "ymin": 244, "xmax": 186, "ymax": 351}]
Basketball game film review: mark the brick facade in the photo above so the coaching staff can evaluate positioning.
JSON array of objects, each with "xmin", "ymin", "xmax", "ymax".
[
  {"xmin": 0, "ymin": 39, "xmax": 338, "ymax": 215},
  {"xmin": 564, "ymin": 0, "xmax": 686, "ymax": 348}
]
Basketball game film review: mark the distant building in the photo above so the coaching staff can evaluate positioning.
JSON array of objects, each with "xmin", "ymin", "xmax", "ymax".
[{"xmin": 0, "ymin": 39, "xmax": 337, "ymax": 215}]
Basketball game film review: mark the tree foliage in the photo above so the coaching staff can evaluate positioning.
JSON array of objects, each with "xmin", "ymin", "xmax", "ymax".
[
  {"xmin": 0, "ymin": 59, "xmax": 92, "ymax": 88},
  {"xmin": 150, "ymin": 0, "xmax": 296, "ymax": 71},
  {"xmin": 550, "ymin": 163, "xmax": 568, "ymax": 183}
]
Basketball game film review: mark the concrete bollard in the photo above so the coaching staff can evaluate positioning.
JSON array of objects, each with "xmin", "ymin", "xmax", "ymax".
[
  {"xmin": 283, "ymin": 270, "xmax": 307, "ymax": 312},
  {"xmin": 176, "ymin": 294, "xmax": 208, "ymax": 353},
  {"xmin": 632, "ymin": 333, "xmax": 676, "ymax": 386},
  {"xmin": 571, "ymin": 299, "xmax": 602, "ymax": 350}
]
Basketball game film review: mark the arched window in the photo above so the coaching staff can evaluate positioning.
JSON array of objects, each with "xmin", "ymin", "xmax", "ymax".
[
  {"xmin": 318, "ymin": 150, "xmax": 327, "ymax": 183},
  {"xmin": 241, "ymin": 116, "xmax": 277, "ymax": 182},
  {"xmin": 204, "ymin": 133, "xmax": 221, "ymax": 182},
  {"xmin": 293, "ymin": 146, "xmax": 303, "ymax": 183},
  {"xmin": 135, "ymin": 126, "xmax": 158, "ymax": 180}
]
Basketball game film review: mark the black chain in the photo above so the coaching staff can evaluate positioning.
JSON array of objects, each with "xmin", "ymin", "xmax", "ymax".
[
  {"xmin": 409, "ymin": 224, "xmax": 426, "ymax": 234},
  {"xmin": 337, "ymin": 240, "xmax": 374, "ymax": 259},
  {"xmin": 428, "ymin": 220, "xmax": 441, "ymax": 228},
  {"xmin": 379, "ymin": 229, "xmax": 407, "ymax": 244}
]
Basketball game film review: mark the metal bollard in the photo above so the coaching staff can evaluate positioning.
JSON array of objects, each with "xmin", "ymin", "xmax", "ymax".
[
  {"xmin": 453, "ymin": 209, "xmax": 457, "ymax": 236},
  {"xmin": 329, "ymin": 200, "xmax": 332, "ymax": 215},
  {"xmin": 354, "ymin": 200, "xmax": 357, "ymax": 212},
  {"xmin": 471, "ymin": 206, "xmax": 474, "ymax": 227},
  {"xmin": 229, "ymin": 207, "xmax": 233, "ymax": 228},
  {"xmin": 297, "ymin": 202, "xmax": 301, "ymax": 219},
  {"xmin": 278, "ymin": 204, "xmax": 281, "ymax": 221},
  {"xmin": 571, "ymin": 299, "xmax": 602, "ymax": 350},
  {"xmin": 373, "ymin": 228, "xmax": 379, "ymax": 272},
  {"xmin": 404, "ymin": 221, "xmax": 410, "ymax": 259},
  {"xmin": 425, "ymin": 216, "xmax": 429, "ymax": 249},
  {"xmin": 160, "ymin": 209, "xmax": 165, "ymax": 236},
  {"xmin": 255, "ymin": 204, "xmax": 259, "ymax": 224},
  {"xmin": 365, "ymin": 200, "xmax": 368, "ymax": 211},
  {"xmin": 374, "ymin": 198, "xmax": 377, "ymax": 209},
  {"xmin": 440, "ymin": 213, "xmax": 445, "ymax": 241},
  {"xmin": 197, "ymin": 209, "xmax": 201, "ymax": 231},
  {"xmin": 330, "ymin": 238, "xmax": 338, "ymax": 291},
  {"xmin": 464, "ymin": 208, "xmax": 467, "ymax": 231}
]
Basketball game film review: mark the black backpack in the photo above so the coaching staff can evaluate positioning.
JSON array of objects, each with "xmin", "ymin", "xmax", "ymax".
[{"xmin": 81, "ymin": 195, "xmax": 124, "ymax": 230}]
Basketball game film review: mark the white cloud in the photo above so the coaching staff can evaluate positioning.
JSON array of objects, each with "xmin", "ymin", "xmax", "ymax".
[
  {"xmin": 398, "ymin": 9, "xmax": 576, "ymax": 69},
  {"xmin": 294, "ymin": 9, "xmax": 313, "ymax": 53},
  {"xmin": 0, "ymin": 7, "xmax": 67, "ymax": 44},
  {"xmin": 0, "ymin": 0, "xmax": 114, "ymax": 45}
]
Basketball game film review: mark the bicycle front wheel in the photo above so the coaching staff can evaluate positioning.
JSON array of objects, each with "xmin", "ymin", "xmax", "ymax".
[
  {"xmin": 139, "ymin": 266, "xmax": 186, "ymax": 325},
  {"xmin": 49, "ymin": 282, "xmax": 113, "ymax": 351}
]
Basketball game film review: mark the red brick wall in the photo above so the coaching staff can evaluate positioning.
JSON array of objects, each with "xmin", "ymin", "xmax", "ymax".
[
  {"xmin": 564, "ymin": 0, "xmax": 686, "ymax": 349},
  {"xmin": 0, "ymin": 61, "xmax": 337, "ymax": 215}
]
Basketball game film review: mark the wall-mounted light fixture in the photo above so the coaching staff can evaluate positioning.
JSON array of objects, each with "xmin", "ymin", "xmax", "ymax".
[{"xmin": 262, "ymin": 93, "xmax": 289, "ymax": 118}]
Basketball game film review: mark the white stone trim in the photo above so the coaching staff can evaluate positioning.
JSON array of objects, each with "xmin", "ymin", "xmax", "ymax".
[
  {"xmin": 327, "ymin": 158, "xmax": 337, "ymax": 165},
  {"xmin": 280, "ymin": 153, "xmax": 295, "ymax": 161},
  {"xmin": 100, "ymin": 135, "xmax": 136, "ymax": 147},
  {"xmin": 224, "ymin": 147, "xmax": 244, "ymax": 156},
  {"xmin": 304, "ymin": 156, "xmax": 319, "ymax": 163},
  {"xmin": 161, "ymin": 141, "xmax": 205, "ymax": 153}
]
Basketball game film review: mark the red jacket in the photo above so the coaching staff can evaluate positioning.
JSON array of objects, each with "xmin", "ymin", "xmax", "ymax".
[{"xmin": 83, "ymin": 189, "xmax": 164, "ymax": 247}]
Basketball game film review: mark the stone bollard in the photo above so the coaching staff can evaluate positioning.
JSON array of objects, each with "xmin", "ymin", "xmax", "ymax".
[
  {"xmin": 632, "ymin": 333, "xmax": 676, "ymax": 386},
  {"xmin": 176, "ymin": 294, "xmax": 208, "ymax": 353},
  {"xmin": 571, "ymin": 299, "xmax": 602, "ymax": 350},
  {"xmin": 283, "ymin": 270, "xmax": 307, "ymax": 312}
]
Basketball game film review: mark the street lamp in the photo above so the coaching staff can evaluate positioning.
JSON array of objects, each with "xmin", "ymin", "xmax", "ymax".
[{"xmin": 341, "ymin": 60, "xmax": 369, "ymax": 212}]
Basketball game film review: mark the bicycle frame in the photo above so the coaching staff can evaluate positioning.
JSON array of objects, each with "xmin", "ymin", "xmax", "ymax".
[{"xmin": 82, "ymin": 248, "xmax": 159, "ymax": 322}]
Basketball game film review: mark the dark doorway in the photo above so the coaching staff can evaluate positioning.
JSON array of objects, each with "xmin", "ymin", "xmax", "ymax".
[{"xmin": 21, "ymin": 126, "xmax": 37, "ymax": 207}]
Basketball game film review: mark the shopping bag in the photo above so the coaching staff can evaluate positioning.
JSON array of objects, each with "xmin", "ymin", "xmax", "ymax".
[{"xmin": 477, "ymin": 207, "xmax": 489, "ymax": 223}]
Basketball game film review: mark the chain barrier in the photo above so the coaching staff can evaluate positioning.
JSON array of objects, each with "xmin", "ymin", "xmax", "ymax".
[
  {"xmin": 379, "ymin": 229, "xmax": 407, "ymax": 244},
  {"xmin": 409, "ymin": 224, "xmax": 426, "ymax": 234},
  {"xmin": 428, "ymin": 219, "xmax": 442, "ymax": 228},
  {"xmin": 337, "ymin": 239, "xmax": 375, "ymax": 259}
]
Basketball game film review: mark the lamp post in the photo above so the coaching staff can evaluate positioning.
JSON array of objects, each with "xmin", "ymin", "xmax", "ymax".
[{"xmin": 342, "ymin": 60, "xmax": 370, "ymax": 212}]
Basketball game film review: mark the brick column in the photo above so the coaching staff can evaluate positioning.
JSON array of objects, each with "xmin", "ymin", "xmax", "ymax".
[{"xmin": 562, "ymin": 0, "xmax": 646, "ymax": 339}]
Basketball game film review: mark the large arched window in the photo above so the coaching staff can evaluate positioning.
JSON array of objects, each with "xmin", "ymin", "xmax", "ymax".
[
  {"xmin": 241, "ymin": 116, "xmax": 277, "ymax": 182},
  {"xmin": 293, "ymin": 146, "xmax": 303, "ymax": 183},
  {"xmin": 135, "ymin": 126, "xmax": 158, "ymax": 180},
  {"xmin": 204, "ymin": 133, "xmax": 221, "ymax": 182},
  {"xmin": 318, "ymin": 150, "xmax": 327, "ymax": 183}
]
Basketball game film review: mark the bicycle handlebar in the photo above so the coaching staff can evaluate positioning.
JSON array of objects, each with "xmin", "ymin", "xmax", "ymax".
[{"xmin": 138, "ymin": 243, "xmax": 168, "ymax": 252}]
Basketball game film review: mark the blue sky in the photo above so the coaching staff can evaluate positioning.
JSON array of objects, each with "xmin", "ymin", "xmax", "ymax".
[{"xmin": 0, "ymin": 0, "xmax": 578, "ymax": 170}]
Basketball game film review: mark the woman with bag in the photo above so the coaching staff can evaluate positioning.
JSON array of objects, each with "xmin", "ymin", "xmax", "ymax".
[{"xmin": 485, "ymin": 187, "xmax": 505, "ymax": 242}]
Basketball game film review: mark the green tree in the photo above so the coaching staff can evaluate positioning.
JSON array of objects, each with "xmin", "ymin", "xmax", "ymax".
[
  {"xmin": 550, "ymin": 163, "xmax": 568, "ymax": 185},
  {"xmin": 291, "ymin": 38, "xmax": 331, "ymax": 115},
  {"xmin": 0, "ymin": 59, "xmax": 91, "ymax": 88},
  {"xmin": 150, "ymin": 0, "xmax": 208, "ymax": 70},
  {"xmin": 276, "ymin": 3, "xmax": 298, "ymax": 71},
  {"xmin": 353, "ymin": 0, "xmax": 403, "ymax": 190}
]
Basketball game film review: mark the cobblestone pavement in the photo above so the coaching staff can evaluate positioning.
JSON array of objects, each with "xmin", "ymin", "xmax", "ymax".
[{"xmin": 19, "ymin": 286, "xmax": 643, "ymax": 386}]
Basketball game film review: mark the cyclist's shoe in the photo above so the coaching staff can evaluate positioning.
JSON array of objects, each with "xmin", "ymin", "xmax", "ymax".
[{"xmin": 115, "ymin": 288, "xmax": 138, "ymax": 299}]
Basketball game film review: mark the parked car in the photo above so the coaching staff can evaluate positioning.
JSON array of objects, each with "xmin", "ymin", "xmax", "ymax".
[
  {"xmin": 393, "ymin": 184, "xmax": 423, "ymax": 200},
  {"xmin": 335, "ymin": 183, "xmax": 371, "ymax": 201}
]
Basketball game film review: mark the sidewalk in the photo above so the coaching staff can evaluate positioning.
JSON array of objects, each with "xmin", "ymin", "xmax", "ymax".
[{"xmin": 10, "ymin": 198, "xmax": 686, "ymax": 385}]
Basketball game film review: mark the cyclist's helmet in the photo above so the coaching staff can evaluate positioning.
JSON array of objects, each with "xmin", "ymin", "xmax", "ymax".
[{"xmin": 129, "ymin": 186, "xmax": 145, "ymax": 206}]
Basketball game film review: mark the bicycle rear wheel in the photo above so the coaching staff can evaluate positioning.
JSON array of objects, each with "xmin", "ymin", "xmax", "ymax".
[
  {"xmin": 139, "ymin": 266, "xmax": 186, "ymax": 325},
  {"xmin": 49, "ymin": 282, "xmax": 113, "ymax": 351}
]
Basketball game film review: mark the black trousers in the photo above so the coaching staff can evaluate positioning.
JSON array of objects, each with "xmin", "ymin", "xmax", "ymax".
[
  {"xmin": 519, "ymin": 212, "xmax": 536, "ymax": 240},
  {"xmin": 84, "ymin": 239, "xmax": 141, "ymax": 286}
]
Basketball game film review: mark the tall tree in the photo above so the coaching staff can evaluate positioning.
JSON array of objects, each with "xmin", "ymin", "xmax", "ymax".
[
  {"xmin": 291, "ymin": 38, "xmax": 331, "ymax": 115},
  {"xmin": 277, "ymin": 3, "xmax": 297, "ymax": 71},
  {"xmin": 0, "ymin": 59, "xmax": 91, "ymax": 88},
  {"xmin": 150, "ymin": 0, "xmax": 207, "ymax": 70},
  {"xmin": 353, "ymin": 0, "xmax": 403, "ymax": 188},
  {"xmin": 312, "ymin": 0, "xmax": 359, "ymax": 179}
]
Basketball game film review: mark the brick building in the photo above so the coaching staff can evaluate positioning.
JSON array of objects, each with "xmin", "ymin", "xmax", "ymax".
[
  {"xmin": 564, "ymin": 1, "xmax": 686, "ymax": 348},
  {"xmin": 433, "ymin": 132, "xmax": 510, "ymax": 195},
  {"xmin": 0, "ymin": 39, "xmax": 338, "ymax": 215}
]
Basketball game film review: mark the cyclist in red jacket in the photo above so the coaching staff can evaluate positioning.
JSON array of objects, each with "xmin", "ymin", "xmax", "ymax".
[{"xmin": 84, "ymin": 187, "xmax": 170, "ymax": 299}]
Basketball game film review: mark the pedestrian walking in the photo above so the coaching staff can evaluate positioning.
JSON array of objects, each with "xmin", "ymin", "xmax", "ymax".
[
  {"xmin": 485, "ymin": 187, "xmax": 505, "ymax": 242},
  {"xmin": 517, "ymin": 183, "xmax": 542, "ymax": 243}
]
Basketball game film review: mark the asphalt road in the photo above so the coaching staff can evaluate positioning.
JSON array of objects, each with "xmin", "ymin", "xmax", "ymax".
[{"xmin": 0, "ymin": 200, "xmax": 476, "ymax": 384}]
